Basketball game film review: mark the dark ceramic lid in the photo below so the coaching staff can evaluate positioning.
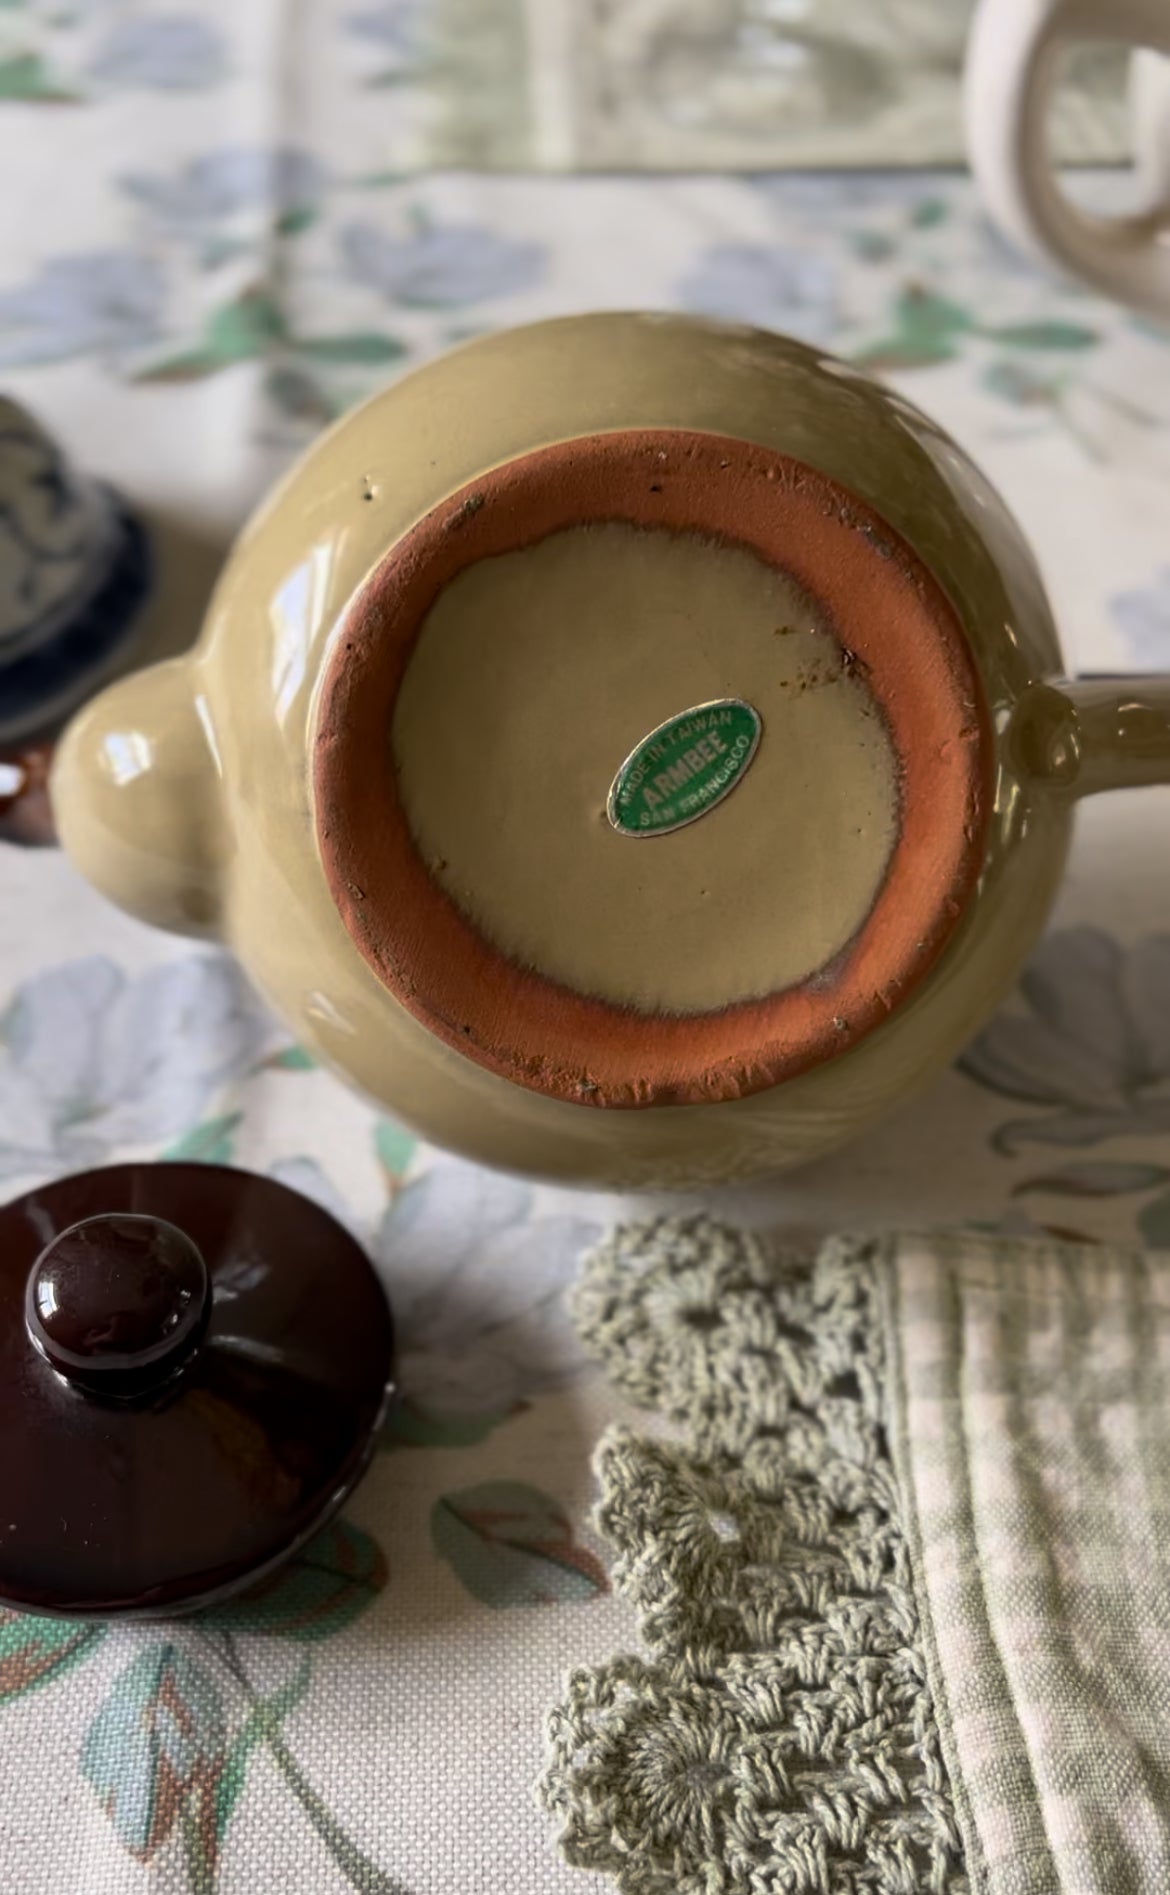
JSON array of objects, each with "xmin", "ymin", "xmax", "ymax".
[{"xmin": 0, "ymin": 1163, "xmax": 394, "ymax": 1618}]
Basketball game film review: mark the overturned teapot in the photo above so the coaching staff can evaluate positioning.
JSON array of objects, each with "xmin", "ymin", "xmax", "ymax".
[{"xmin": 50, "ymin": 315, "xmax": 1170, "ymax": 1190}]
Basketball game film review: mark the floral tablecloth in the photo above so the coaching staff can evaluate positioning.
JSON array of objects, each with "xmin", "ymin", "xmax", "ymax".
[
  {"xmin": 0, "ymin": 0, "xmax": 1127, "ymax": 174},
  {"xmin": 3, "ymin": 13, "xmax": 1170, "ymax": 1891}
]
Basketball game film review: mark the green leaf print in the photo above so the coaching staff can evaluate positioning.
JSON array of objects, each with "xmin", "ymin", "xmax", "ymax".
[
  {"xmin": 208, "ymin": 287, "xmax": 286, "ymax": 357},
  {"xmin": 265, "ymin": 1043, "xmax": 316, "ymax": 1071},
  {"xmin": 893, "ymin": 285, "xmax": 973, "ymax": 340},
  {"xmin": 210, "ymin": 1633, "xmax": 410, "ymax": 1895},
  {"xmin": 212, "ymin": 1650, "xmax": 312, "ymax": 1846},
  {"xmin": 164, "ymin": 1111, "xmax": 241, "ymax": 1164},
  {"xmin": 432, "ymin": 1481, "xmax": 609, "ymax": 1607},
  {"xmin": 375, "ymin": 1118, "xmax": 417, "ymax": 1183},
  {"xmin": 0, "ymin": 1576, "xmax": 406, "ymax": 1891},
  {"xmin": 381, "ymin": 1398, "xmax": 525, "ymax": 1450},
  {"xmin": 855, "ymin": 282, "xmax": 973, "ymax": 369},
  {"xmin": 82, "ymin": 1644, "xmax": 226, "ymax": 1865},
  {"xmin": 140, "ymin": 302, "xmax": 404, "ymax": 387},
  {"xmin": 208, "ymin": 1518, "xmax": 388, "ymax": 1642},
  {"xmin": 297, "ymin": 332, "xmax": 406, "ymax": 364},
  {"xmin": 135, "ymin": 350, "xmax": 226, "ymax": 383},
  {"xmin": 910, "ymin": 197, "xmax": 949, "ymax": 228},
  {"xmin": 275, "ymin": 206, "xmax": 317, "ymax": 238},
  {"xmin": 0, "ymin": 53, "xmax": 79, "ymax": 100},
  {"xmin": 0, "ymin": 1610, "xmax": 105, "ymax": 1700},
  {"xmin": 137, "ymin": 287, "xmax": 287, "ymax": 381},
  {"xmin": 982, "ymin": 319, "xmax": 1098, "ymax": 351}
]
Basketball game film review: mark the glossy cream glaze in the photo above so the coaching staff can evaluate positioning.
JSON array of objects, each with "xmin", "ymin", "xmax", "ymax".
[{"xmin": 392, "ymin": 521, "xmax": 897, "ymax": 1013}]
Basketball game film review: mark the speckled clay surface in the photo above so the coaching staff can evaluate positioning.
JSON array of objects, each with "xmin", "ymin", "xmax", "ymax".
[{"xmin": 49, "ymin": 315, "xmax": 1170, "ymax": 1188}]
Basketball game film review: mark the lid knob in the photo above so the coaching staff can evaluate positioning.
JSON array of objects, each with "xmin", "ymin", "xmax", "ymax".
[{"xmin": 25, "ymin": 1212, "xmax": 210, "ymax": 1399}]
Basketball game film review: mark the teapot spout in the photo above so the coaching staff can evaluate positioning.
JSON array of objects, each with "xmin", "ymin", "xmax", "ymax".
[{"xmin": 51, "ymin": 659, "xmax": 227, "ymax": 939}]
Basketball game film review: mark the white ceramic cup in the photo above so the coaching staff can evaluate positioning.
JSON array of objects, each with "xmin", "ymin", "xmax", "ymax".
[{"xmin": 966, "ymin": 0, "xmax": 1170, "ymax": 317}]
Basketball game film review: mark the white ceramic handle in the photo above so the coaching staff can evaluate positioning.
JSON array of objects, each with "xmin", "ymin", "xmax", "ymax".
[{"xmin": 966, "ymin": 0, "xmax": 1170, "ymax": 318}]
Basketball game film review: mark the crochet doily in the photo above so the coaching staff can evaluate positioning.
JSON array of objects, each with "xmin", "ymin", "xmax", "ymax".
[{"xmin": 540, "ymin": 1215, "xmax": 968, "ymax": 1895}]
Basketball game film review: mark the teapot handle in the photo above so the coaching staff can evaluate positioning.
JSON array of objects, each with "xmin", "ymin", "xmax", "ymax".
[
  {"xmin": 1016, "ymin": 675, "xmax": 1170, "ymax": 796},
  {"xmin": 966, "ymin": 0, "xmax": 1170, "ymax": 318},
  {"xmin": 50, "ymin": 660, "xmax": 226, "ymax": 938}
]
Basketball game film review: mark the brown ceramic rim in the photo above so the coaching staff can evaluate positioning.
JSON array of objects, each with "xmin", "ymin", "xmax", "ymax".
[
  {"xmin": 313, "ymin": 429, "xmax": 991, "ymax": 1109},
  {"xmin": 0, "ymin": 741, "xmax": 56, "ymax": 848}
]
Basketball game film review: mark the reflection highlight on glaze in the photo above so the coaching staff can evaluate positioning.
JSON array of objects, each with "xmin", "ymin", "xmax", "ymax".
[
  {"xmin": 270, "ymin": 542, "xmax": 335, "ymax": 725},
  {"xmin": 306, "ymin": 989, "xmax": 357, "ymax": 1037},
  {"xmin": 194, "ymin": 691, "xmax": 223, "ymax": 778},
  {"xmin": 102, "ymin": 729, "xmax": 152, "ymax": 785}
]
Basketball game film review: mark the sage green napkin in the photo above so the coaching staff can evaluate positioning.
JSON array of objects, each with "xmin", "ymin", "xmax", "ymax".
[
  {"xmin": 544, "ymin": 1219, "xmax": 1170, "ymax": 1895},
  {"xmin": 886, "ymin": 1233, "xmax": 1170, "ymax": 1895}
]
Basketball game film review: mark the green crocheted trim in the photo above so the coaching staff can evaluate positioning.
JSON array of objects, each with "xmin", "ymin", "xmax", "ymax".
[{"xmin": 540, "ymin": 1215, "xmax": 968, "ymax": 1895}]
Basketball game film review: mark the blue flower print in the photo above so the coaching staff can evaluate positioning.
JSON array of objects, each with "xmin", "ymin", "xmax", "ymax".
[
  {"xmin": 677, "ymin": 242, "xmax": 838, "ymax": 345},
  {"xmin": 966, "ymin": 211, "xmax": 1052, "ymax": 283},
  {"xmin": 1112, "ymin": 567, "xmax": 1170, "ymax": 668},
  {"xmin": 345, "ymin": 1, "xmax": 426, "ymax": 57},
  {"xmin": 122, "ymin": 148, "xmax": 327, "ymax": 242},
  {"xmin": 257, "ymin": 1149, "xmax": 595, "ymax": 1422},
  {"xmin": 0, "ymin": 251, "xmax": 164, "ymax": 368},
  {"xmin": 89, "ymin": 15, "xmax": 226, "ymax": 90},
  {"xmin": 341, "ymin": 219, "xmax": 544, "ymax": 308},
  {"xmin": 755, "ymin": 173, "xmax": 948, "ymax": 217},
  {"xmin": 372, "ymin": 1154, "xmax": 597, "ymax": 1418},
  {"xmin": 266, "ymin": 1155, "xmax": 364, "ymax": 1242},
  {"xmin": 0, "ymin": 953, "xmax": 275, "ymax": 1182},
  {"xmin": 960, "ymin": 927, "xmax": 1170, "ymax": 1153}
]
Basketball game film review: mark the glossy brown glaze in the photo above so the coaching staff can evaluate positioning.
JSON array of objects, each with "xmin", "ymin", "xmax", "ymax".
[
  {"xmin": 0, "ymin": 743, "xmax": 55, "ymax": 847},
  {"xmin": 315, "ymin": 428, "xmax": 991, "ymax": 1109},
  {"xmin": 0, "ymin": 1164, "xmax": 395, "ymax": 1618},
  {"xmin": 26, "ymin": 1212, "xmax": 210, "ymax": 1399}
]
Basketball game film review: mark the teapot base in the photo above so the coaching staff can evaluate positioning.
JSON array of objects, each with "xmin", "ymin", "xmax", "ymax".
[{"xmin": 313, "ymin": 429, "xmax": 990, "ymax": 1108}]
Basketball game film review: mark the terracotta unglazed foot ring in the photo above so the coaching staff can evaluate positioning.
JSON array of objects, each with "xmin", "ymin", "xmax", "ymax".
[{"xmin": 314, "ymin": 430, "xmax": 990, "ymax": 1110}]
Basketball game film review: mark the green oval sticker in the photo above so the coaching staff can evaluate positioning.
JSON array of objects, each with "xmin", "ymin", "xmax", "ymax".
[{"xmin": 607, "ymin": 698, "xmax": 763, "ymax": 838}]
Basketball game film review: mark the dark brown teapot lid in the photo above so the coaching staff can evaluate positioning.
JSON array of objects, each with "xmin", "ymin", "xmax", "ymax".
[{"xmin": 0, "ymin": 1163, "xmax": 395, "ymax": 1618}]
